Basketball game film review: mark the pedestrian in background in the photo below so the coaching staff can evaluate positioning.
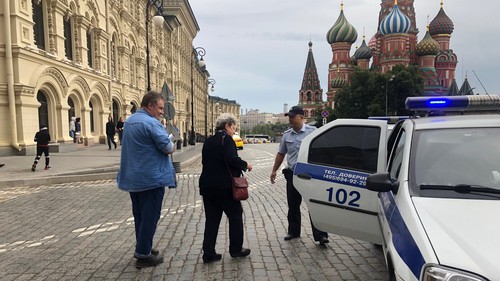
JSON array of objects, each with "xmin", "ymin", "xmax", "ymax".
[
  {"xmin": 106, "ymin": 116, "xmax": 117, "ymax": 150},
  {"xmin": 117, "ymin": 91, "xmax": 175, "ymax": 269},
  {"xmin": 75, "ymin": 117, "xmax": 82, "ymax": 144},
  {"xmin": 69, "ymin": 116, "xmax": 76, "ymax": 140},
  {"xmin": 270, "ymin": 106, "xmax": 329, "ymax": 245},
  {"xmin": 31, "ymin": 124, "xmax": 51, "ymax": 172},
  {"xmin": 199, "ymin": 113, "xmax": 253, "ymax": 263},
  {"xmin": 116, "ymin": 117, "xmax": 124, "ymax": 145}
]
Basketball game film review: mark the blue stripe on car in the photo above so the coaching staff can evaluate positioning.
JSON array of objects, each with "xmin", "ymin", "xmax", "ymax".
[
  {"xmin": 294, "ymin": 162, "xmax": 370, "ymax": 189},
  {"xmin": 380, "ymin": 192, "xmax": 425, "ymax": 279}
]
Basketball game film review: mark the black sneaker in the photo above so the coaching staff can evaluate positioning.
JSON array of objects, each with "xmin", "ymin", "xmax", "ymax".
[
  {"xmin": 31, "ymin": 164, "xmax": 36, "ymax": 172},
  {"xmin": 202, "ymin": 253, "xmax": 222, "ymax": 263},
  {"xmin": 134, "ymin": 248, "xmax": 159, "ymax": 258},
  {"xmin": 230, "ymin": 248, "xmax": 251, "ymax": 258},
  {"xmin": 135, "ymin": 255, "xmax": 164, "ymax": 269}
]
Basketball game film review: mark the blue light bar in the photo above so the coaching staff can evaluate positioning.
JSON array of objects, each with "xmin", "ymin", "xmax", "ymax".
[{"xmin": 405, "ymin": 95, "xmax": 500, "ymax": 111}]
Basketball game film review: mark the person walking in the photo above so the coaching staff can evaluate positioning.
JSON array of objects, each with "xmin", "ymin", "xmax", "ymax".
[
  {"xmin": 116, "ymin": 91, "xmax": 175, "ymax": 269},
  {"xmin": 75, "ymin": 117, "xmax": 82, "ymax": 144},
  {"xmin": 116, "ymin": 117, "xmax": 124, "ymax": 145},
  {"xmin": 31, "ymin": 125, "xmax": 51, "ymax": 172},
  {"xmin": 106, "ymin": 116, "xmax": 117, "ymax": 150},
  {"xmin": 69, "ymin": 116, "xmax": 76, "ymax": 141},
  {"xmin": 270, "ymin": 106, "xmax": 329, "ymax": 245},
  {"xmin": 199, "ymin": 113, "xmax": 253, "ymax": 263}
]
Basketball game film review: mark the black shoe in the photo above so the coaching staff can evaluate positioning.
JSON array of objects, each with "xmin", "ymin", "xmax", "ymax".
[
  {"xmin": 284, "ymin": 234, "xmax": 300, "ymax": 241},
  {"xmin": 135, "ymin": 255, "xmax": 164, "ymax": 269},
  {"xmin": 134, "ymin": 248, "xmax": 159, "ymax": 258},
  {"xmin": 202, "ymin": 253, "xmax": 222, "ymax": 263},
  {"xmin": 230, "ymin": 248, "xmax": 251, "ymax": 258},
  {"xmin": 319, "ymin": 237, "xmax": 329, "ymax": 246},
  {"xmin": 31, "ymin": 164, "xmax": 36, "ymax": 172},
  {"xmin": 108, "ymin": 148, "xmax": 111, "ymax": 150},
  {"xmin": 0, "ymin": 164, "xmax": 4, "ymax": 168}
]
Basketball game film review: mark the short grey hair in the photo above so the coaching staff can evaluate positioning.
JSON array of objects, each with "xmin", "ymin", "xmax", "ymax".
[{"xmin": 215, "ymin": 113, "xmax": 237, "ymax": 131}]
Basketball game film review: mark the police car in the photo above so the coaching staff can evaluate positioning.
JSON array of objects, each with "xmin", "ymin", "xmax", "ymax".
[{"xmin": 294, "ymin": 96, "xmax": 500, "ymax": 281}]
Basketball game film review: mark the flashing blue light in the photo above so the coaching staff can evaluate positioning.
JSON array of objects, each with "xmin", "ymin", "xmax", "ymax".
[{"xmin": 406, "ymin": 95, "xmax": 500, "ymax": 112}]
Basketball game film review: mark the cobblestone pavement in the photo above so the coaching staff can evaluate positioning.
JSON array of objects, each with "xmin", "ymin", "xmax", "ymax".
[{"xmin": 0, "ymin": 146, "xmax": 389, "ymax": 281}]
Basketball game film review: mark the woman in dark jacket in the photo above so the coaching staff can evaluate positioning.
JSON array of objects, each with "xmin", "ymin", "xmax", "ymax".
[{"xmin": 199, "ymin": 113, "xmax": 253, "ymax": 263}]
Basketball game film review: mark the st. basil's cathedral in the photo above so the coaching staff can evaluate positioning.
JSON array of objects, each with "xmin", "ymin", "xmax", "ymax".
[{"xmin": 298, "ymin": 0, "xmax": 472, "ymax": 119}]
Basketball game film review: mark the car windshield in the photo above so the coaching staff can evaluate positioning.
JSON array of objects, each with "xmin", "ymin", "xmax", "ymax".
[{"xmin": 411, "ymin": 128, "xmax": 500, "ymax": 198}]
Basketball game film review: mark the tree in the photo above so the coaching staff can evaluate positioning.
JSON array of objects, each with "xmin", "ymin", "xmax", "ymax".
[{"xmin": 333, "ymin": 65, "xmax": 424, "ymax": 119}]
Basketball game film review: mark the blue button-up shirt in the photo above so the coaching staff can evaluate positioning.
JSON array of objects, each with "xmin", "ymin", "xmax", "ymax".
[{"xmin": 278, "ymin": 123, "xmax": 316, "ymax": 170}]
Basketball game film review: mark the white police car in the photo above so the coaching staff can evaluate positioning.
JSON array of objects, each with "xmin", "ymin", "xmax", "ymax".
[{"xmin": 294, "ymin": 96, "xmax": 500, "ymax": 281}]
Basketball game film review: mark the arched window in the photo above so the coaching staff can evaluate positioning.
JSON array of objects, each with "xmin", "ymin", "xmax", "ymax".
[
  {"xmin": 32, "ymin": 0, "xmax": 45, "ymax": 50},
  {"xmin": 87, "ymin": 29, "xmax": 93, "ymax": 68},
  {"xmin": 89, "ymin": 101, "xmax": 95, "ymax": 132},
  {"xmin": 37, "ymin": 91, "xmax": 49, "ymax": 129},
  {"xmin": 130, "ymin": 102, "xmax": 137, "ymax": 114},
  {"xmin": 112, "ymin": 99, "xmax": 119, "ymax": 124},
  {"xmin": 63, "ymin": 15, "xmax": 73, "ymax": 60}
]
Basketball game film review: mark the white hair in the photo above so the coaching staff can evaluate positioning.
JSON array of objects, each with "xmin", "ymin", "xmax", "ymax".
[{"xmin": 215, "ymin": 113, "xmax": 237, "ymax": 131}]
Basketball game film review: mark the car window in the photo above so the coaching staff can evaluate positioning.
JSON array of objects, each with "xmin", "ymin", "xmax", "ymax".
[
  {"xmin": 308, "ymin": 125, "xmax": 381, "ymax": 173},
  {"xmin": 388, "ymin": 129, "xmax": 406, "ymax": 180},
  {"xmin": 411, "ymin": 128, "xmax": 500, "ymax": 197}
]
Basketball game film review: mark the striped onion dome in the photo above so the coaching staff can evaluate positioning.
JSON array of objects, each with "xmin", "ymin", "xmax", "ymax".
[
  {"xmin": 416, "ymin": 29, "xmax": 440, "ymax": 56},
  {"xmin": 331, "ymin": 76, "xmax": 347, "ymax": 89},
  {"xmin": 368, "ymin": 35, "xmax": 377, "ymax": 50},
  {"xmin": 354, "ymin": 37, "xmax": 373, "ymax": 60},
  {"xmin": 326, "ymin": 5, "xmax": 358, "ymax": 44},
  {"xmin": 379, "ymin": 2, "xmax": 411, "ymax": 35},
  {"xmin": 429, "ymin": 3, "xmax": 454, "ymax": 36}
]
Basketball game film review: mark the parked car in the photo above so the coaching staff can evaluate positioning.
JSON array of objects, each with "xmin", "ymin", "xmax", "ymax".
[
  {"xmin": 294, "ymin": 96, "xmax": 500, "ymax": 281},
  {"xmin": 233, "ymin": 134, "xmax": 243, "ymax": 150}
]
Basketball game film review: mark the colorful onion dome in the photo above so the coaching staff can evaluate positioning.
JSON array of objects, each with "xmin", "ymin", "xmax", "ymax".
[
  {"xmin": 331, "ymin": 76, "xmax": 347, "ymax": 89},
  {"xmin": 326, "ymin": 3, "xmax": 358, "ymax": 44},
  {"xmin": 429, "ymin": 2, "xmax": 454, "ymax": 36},
  {"xmin": 379, "ymin": 1, "xmax": 411, "ymax": 35},
  {"xmin": 354, "ymin": 36, "xmax": 373, "ymax": 60},
  {"xmin": 368, "ymin": 35, "xmax": 377, "ymax": 50},
  {"xmin": 416, "ymin": 28, "xmax": 440, "ymax": 56}
]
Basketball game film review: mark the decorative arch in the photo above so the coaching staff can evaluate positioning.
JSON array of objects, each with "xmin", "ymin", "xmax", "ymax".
[{"xmin": 67, "ymin": 75, "xmax": 91, "ymax": 100}]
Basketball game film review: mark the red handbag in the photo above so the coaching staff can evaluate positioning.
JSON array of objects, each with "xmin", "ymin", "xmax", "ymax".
[
  {"xmin": 222, "ymin": 135, "xmax": 249, "ymax": 201},
  {"xmin": 231, "ymin": 175, "xmax": 249, "ymax": 201}
]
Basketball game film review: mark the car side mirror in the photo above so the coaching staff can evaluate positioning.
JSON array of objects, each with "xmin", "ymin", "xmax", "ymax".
[{"xmin": 367, "ymin": 172, "xmax": 399, "ymax": 194}]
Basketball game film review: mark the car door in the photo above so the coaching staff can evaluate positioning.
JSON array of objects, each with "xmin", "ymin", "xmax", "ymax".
[{"xmin": 294, "ymin": 119, "xmax": 388, "ymax": 244}]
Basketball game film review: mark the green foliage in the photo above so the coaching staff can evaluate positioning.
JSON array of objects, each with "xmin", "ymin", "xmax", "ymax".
[
  {"xmin": 330, "ymin": 65, "xmax": 424, "ymax": 119},
  {"xmin": 250, "ymin": 122, "xmax": 289, "ymax": 137}
]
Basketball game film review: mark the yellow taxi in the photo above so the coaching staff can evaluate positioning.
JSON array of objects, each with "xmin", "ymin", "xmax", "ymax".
[{"xmin": 233, "ymin": 133, "xmax": 244, "ymax": 150}]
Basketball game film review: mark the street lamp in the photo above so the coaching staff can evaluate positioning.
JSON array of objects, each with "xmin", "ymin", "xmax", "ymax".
[
  {"xmin": 189, "ymin": 47, "xmax": 206, "ymax": 145},
  {"xmin": 145, "ymin": 0, "xmax": 165, "ymax": 92},
  {"xmin": 205, "ymin": 78, "xmax": 216, "ymax": 139},
  {"xmin": 385, "ymin": 75, "xmax": 395, "ymax": 116}
]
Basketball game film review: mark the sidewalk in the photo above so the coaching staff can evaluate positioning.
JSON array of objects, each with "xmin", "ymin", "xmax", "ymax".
[{"xmin": 0, "ymin": 143, "xmax": 202, "ymax": 187}]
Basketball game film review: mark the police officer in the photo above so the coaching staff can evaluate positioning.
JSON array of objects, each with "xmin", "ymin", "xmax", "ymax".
[{"xmin": 270, "ymin": 106, "xmax": 329, "ymax": 245}]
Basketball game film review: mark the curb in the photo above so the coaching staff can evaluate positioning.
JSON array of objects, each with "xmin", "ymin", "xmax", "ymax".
[{"xmin": 0, "ymin": 154, "xmax": 201, "ymax": 188}]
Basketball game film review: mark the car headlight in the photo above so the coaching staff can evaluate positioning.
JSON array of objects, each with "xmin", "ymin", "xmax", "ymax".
[{"xmin": 421, "ymin": 264, "xmax": 487, "ymax": 281}]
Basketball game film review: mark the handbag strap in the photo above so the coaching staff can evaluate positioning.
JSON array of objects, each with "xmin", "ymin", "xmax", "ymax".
[{"xmin": 221, "ymin": 134, "xmax": 234, "ymax": 177}]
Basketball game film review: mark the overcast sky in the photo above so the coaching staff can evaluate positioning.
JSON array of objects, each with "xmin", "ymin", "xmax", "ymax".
[{"xmin": 190, "ymin": 0, "xmax": 500, "ymax": 114}]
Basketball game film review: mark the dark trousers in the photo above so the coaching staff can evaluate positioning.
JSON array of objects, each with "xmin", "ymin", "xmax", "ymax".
[
  {"xmin": 202, "ymin": 191, "xmax": 244, "ymax": 255},
  {"xmin": 34, "ymin": 145, "xmax": 50, "ymax": 166},
  {"xmin": 283, "ymin": 168, "xmax": 327, "ymax": 241},
  {"xmin": 107, "ymin": 135, "xmax": 117, "ymax": 149},
  {"xmin": 129, "ymin": 187, "xmax": 165, "ymax": 258}
]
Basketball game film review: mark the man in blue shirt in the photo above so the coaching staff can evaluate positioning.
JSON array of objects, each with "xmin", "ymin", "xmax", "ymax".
[
  {"xmin": 270, "ymin": 106, "xmax": 329, "ymax": 245},
  {"xmin": 117, "ymin": 91, "xmax": 175, "ymax": 269}
]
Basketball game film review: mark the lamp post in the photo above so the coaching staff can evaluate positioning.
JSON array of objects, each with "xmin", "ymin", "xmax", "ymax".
[
  {"xmin": 205, "ymin": 78, "xmax": 216, "ymax": 139},
  {"xmin": 385, "ymin": 75, "xmax": 395, "ymax": 116},
  {"xmin": 189, "ymin": 47, "xmax": 206, "ymax": 145},
  {"xmin": 145, "ymin": 0, "xmax": 165, "ymax": 92}
]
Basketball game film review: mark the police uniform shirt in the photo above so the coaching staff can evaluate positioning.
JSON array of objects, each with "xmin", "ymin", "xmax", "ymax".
[{"xmin": 278, "ymin": 123, "xmax": 316, "ymax": 170}]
